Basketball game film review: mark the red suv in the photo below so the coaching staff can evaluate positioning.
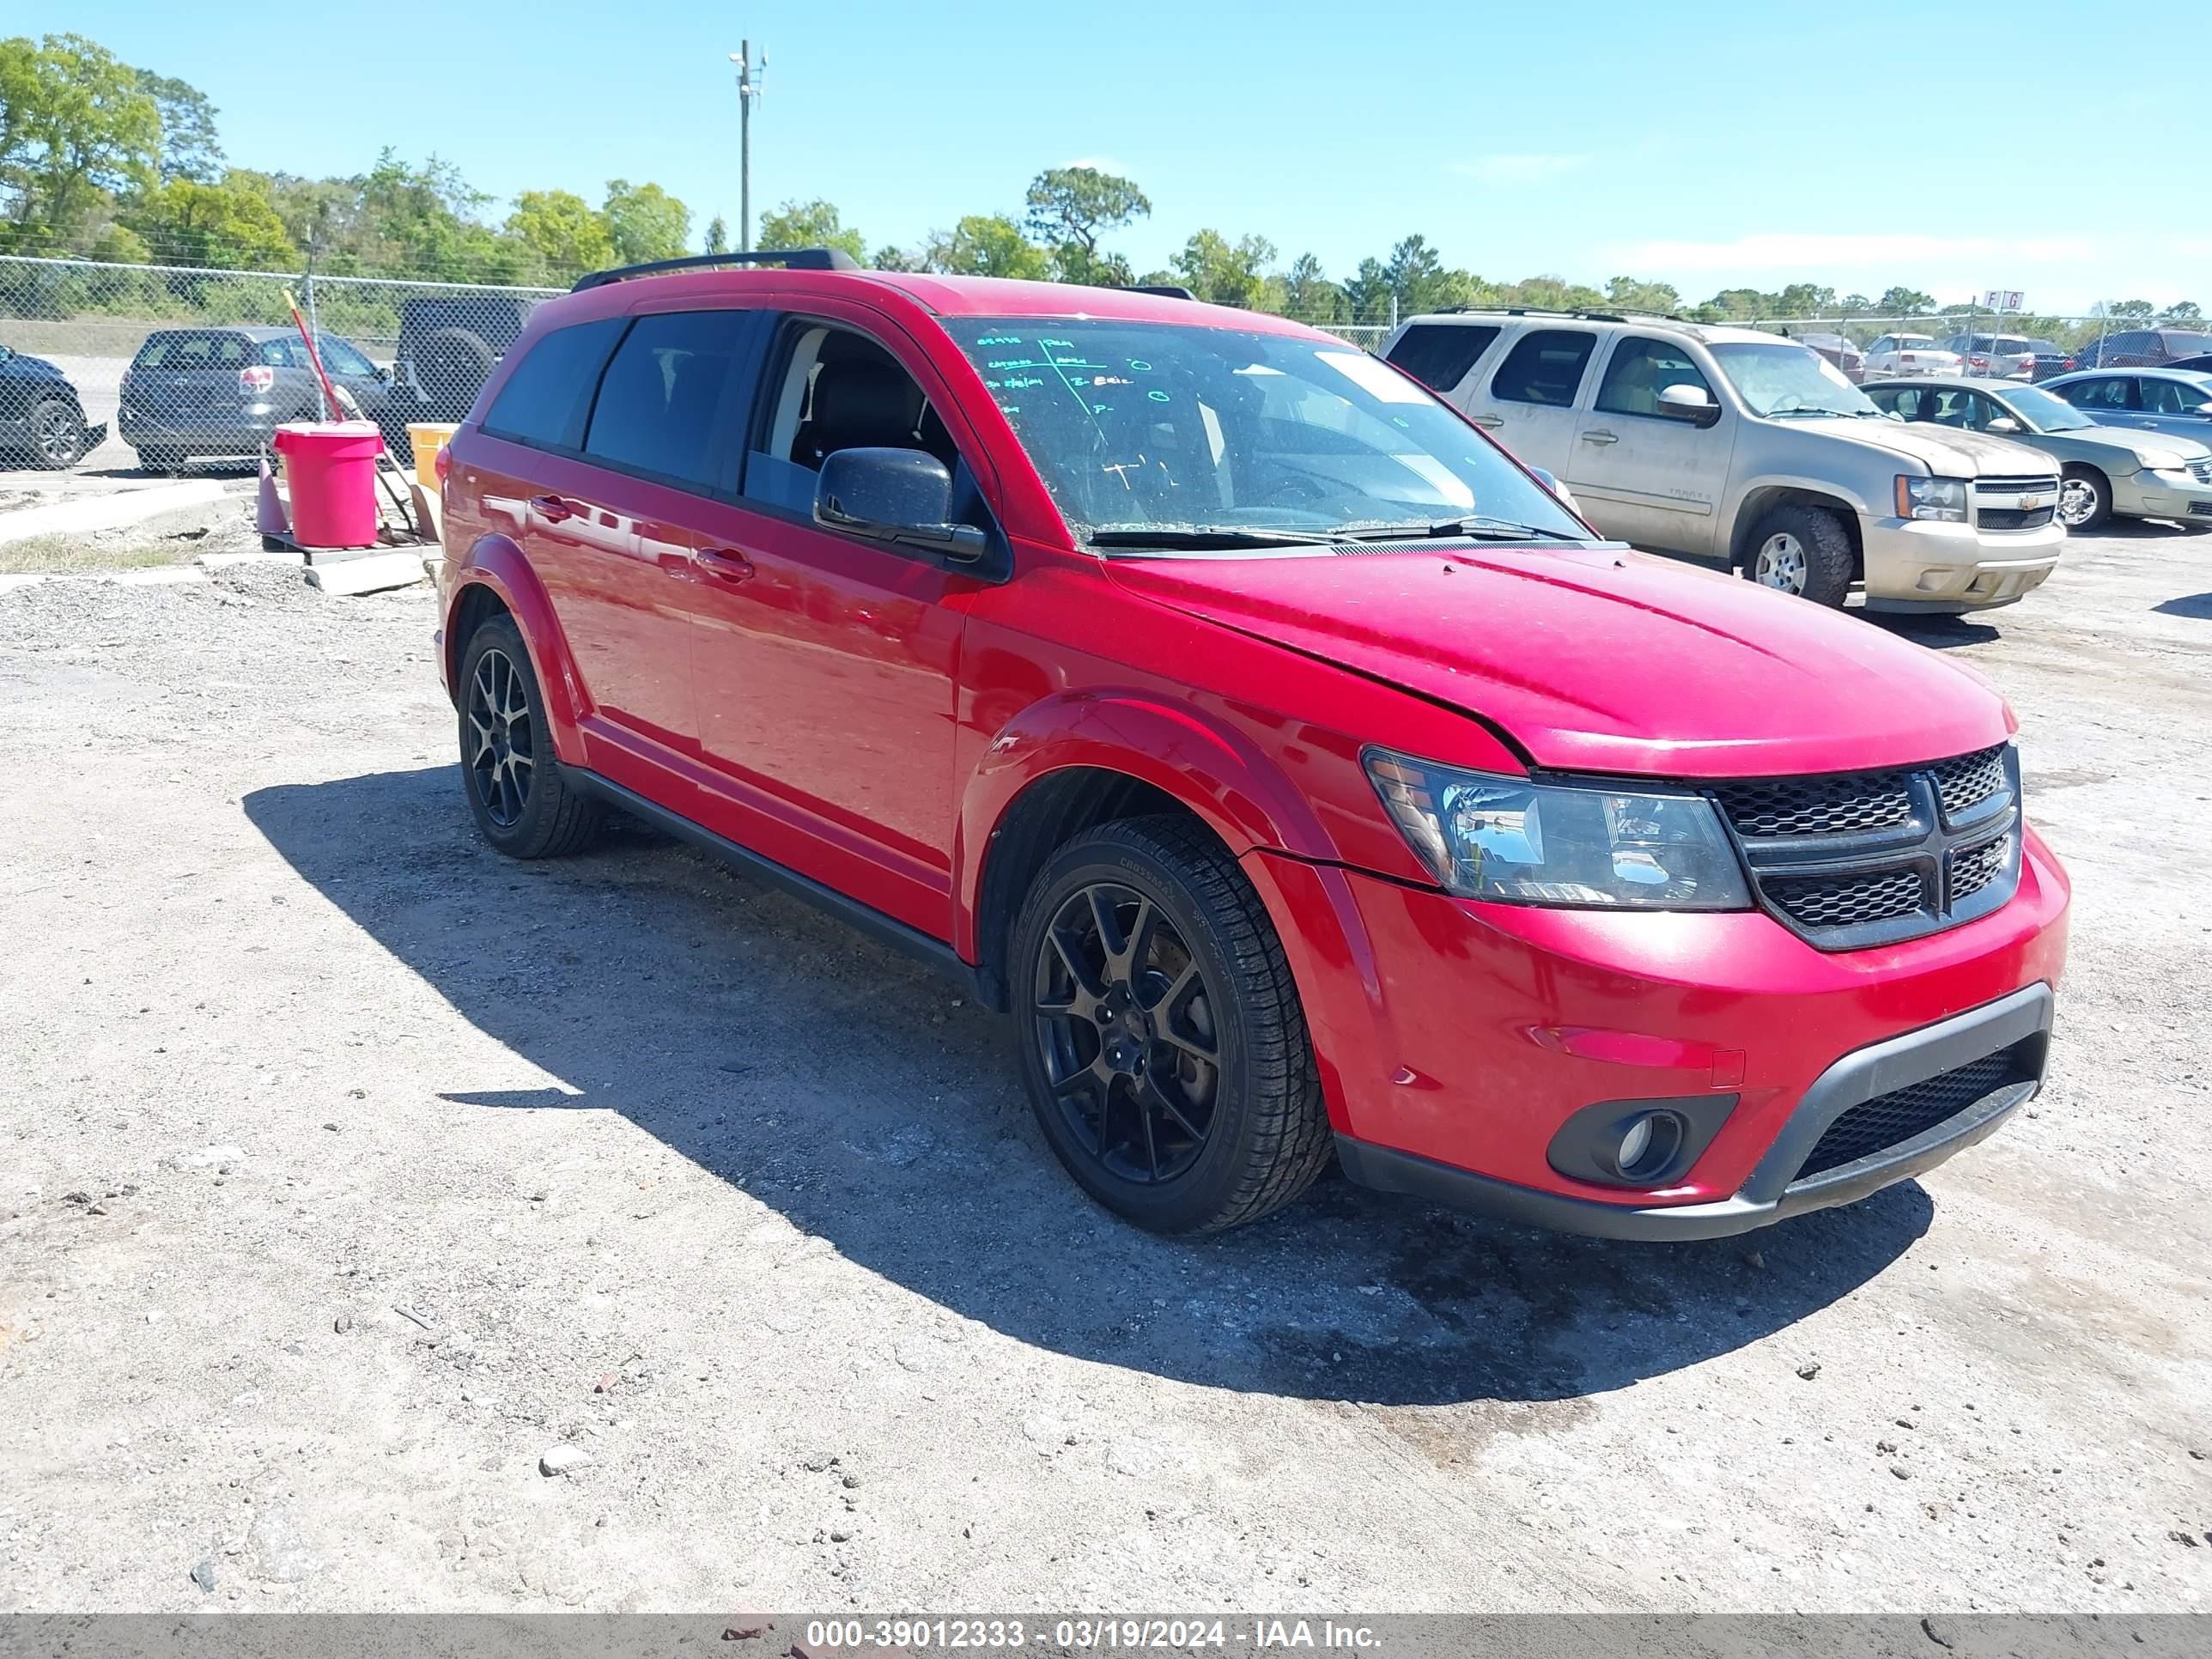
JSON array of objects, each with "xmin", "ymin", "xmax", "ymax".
[{"xmin": 434, "ymin": 251, "xmax": 2069, "ymax": 1237}]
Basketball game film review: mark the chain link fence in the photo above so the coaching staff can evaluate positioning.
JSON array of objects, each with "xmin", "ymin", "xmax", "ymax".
[
  {"xmin": 0, "ymin": 253, "xmax": 562, "ymax": 474},
  {"xmin": 3, "ymin": 252, "xmax": 2191, "ymax": 477}
]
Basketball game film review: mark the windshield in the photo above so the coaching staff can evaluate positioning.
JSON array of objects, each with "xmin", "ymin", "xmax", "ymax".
[
  {"xmin": 940, "ymin": 318, "xmax": 1591, "ymax": 548},
  {"xmin": 1709, "ymin": 342, "xmax": 1882, "ymax": 418},
  {"xmin": 1999, "ymin": 384, "xmax": 2093, "ymax": 431}
]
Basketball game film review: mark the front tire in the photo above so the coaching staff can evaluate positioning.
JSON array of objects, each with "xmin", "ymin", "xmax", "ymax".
[
  {"xmin": 2058, "ymin": 465, "xmax": 2112, "ymax": 532},
  {"xmin": 456, "ymin": 615, "xmax": 604, "ymax": 859},
  {"xmin": 1743, "ymin": 504, "xmax": 1855, "ymax": 607},
  {"xmin": 1011, "ymin": 816, "xmax": 1332, "ymax": 1234},
  {"xmin": 27, "ymin": 398, "xmax": 87, "ymax": 470}
]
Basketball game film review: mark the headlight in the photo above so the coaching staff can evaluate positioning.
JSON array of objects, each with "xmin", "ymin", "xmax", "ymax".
[
  {"xmin": 1895, "ymin": 475, "xmax": 1969, "ymax": 522},
  {"xmin": 1363, "ymin": 749, "xmax": 1752, "ymax": 910},
  {"xmin": 2147, "ymin": 465, "xmax": 2197, "ymax": 483}
]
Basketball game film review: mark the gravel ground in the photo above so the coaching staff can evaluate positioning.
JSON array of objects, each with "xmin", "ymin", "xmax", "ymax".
[{"xmin": 1, "ymin": 520, "xmax": 2208, "ymax": 1613}]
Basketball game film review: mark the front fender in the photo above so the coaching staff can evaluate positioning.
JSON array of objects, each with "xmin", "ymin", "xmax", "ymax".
[
  {"xmin": 952, "ymin": 688, "xmax": 1336, "ymax": 962},
  {"xmin": 446, "ymin": 533, "xmax": 590, "ymax": 764}
]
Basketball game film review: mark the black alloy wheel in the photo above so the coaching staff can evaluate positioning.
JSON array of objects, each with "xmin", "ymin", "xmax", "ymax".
[
  {"xmin": 466, "ymin": 645, "xmax": 536, "ymax": 828},
  {"xmin": 29, "ymin": 399, "xmax": 87, "ymax": 469},
  {"xmin": 1033, "ymin": 879, "xmax": 1223, "ymax": 1184}
]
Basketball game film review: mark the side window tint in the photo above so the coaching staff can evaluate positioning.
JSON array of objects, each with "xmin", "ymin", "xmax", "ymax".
[
  {"xmin": 1384, "ymin": 324, "xmax": 1499, "ymax": 392},
  {"xmin": 1490, "ymin": 329, "xmax": 1597, "ymax": 407},
  {"xmin": 745, "ymin": 323, "xmax": 945, "ymax": 515},
  {"xmin": 319, "ymin": 336, "xmax": 377, "ymax": 378},
  {"xmin": 1593, "ymin": 336, "xmax": 1713, "ymax": 417},
  {"xmin": 2142, "ymin": 379, "xmax": 2195, "ymax": 415},
  {"xmin": 582, "ymin": 311, "xmax": 756, "ymax": 491},
  {"xmin": 481, "ymin": 317, "xmax": 625, "ymax": 451}
]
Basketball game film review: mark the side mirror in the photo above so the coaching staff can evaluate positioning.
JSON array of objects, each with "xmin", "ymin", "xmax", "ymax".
[
  {"xmin": 2194, "ymin": 402, "xmax": 2212, "ymax": 417},
  {"xmin": 1656, "ymin": 382, "xmax": 1721, "ymax": 427},
  {"xmin": 1986, "ymin": 416, "xmax": 2022, "ymax": 434},
  {"xmin": 374, "ymin": 365, "xmax": 392, "ymax": 384},
  {"xmin": 815, "ymin": 447, "xmax": 987, "ymax": 562},
  {"xmin": 1527, "ymin": 465, "xmax": 1583, "ymax": 519}
]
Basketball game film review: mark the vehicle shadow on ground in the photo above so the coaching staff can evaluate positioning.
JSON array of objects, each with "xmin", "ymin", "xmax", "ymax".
[
  {"xmin": 2154, "ymin": 593, "xmax": 2212, "ymax": 619},
  {"xmin": 245, "ymin": 767, "xmax": 1931, "ymax": 1407}
]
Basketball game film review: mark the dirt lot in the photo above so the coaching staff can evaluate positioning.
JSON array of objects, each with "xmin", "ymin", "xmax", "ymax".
[{"xmin": 2, "ymin": 517, "xmax": 2208, "ymax": 1614}]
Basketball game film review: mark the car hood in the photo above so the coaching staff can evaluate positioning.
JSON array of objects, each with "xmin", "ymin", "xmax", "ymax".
[
  {"xmin": 1800, "ymin": 417, "xmax": 2058, "ymax": 476},
  {"xmin": 2, "ymin": 351, "xmax": 68, "ymax": 380},
  {"xmin": 2051, "ymin": 423, "xmax": 2209, "ymax": 466},
  {"xmin": 1107, "ymin": 545, "xmax": 2012, "ymax": 779}
]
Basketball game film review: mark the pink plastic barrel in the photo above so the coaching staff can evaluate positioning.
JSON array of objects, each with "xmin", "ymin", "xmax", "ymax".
[{"xmin": 273, "ymin": 421, "xmax": 383, "ymax": 549}]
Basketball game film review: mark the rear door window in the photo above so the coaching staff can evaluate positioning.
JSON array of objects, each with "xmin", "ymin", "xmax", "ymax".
[
  {"xmin": 1384, "ymin": 323, "xmax": 1499, "ymax": 392},
  {"xmin": 480, "ymin": 317, "xmax": 625, "ymax": 451},
  {"xmin": 1489, "ymin": 329, "xmax": 1598, "ymax": 407},
  {"xmin": 581, "ymin": 309, "xmax": 759, "ymax": 495},
  {"xmin": 2062, "ymin": 376, "xmax": 2136, "ymax": 411},
  {"xmin": 133, "ymin": 332, "xmax": 250, "ymax": 370}
]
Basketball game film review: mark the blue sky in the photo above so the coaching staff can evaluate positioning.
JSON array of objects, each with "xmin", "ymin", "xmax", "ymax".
[{"xmin": 76, "ymin": 0, "xmax": 2207, "ymax": 312}]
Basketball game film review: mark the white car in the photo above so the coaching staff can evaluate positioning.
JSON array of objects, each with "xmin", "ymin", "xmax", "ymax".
[{"xmin": 1863, "ymin": 334, "xmax": 1962, "ymax": 377}]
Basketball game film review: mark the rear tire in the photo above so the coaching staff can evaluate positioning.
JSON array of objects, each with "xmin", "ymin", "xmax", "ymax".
[
  {"xmin": 456, "ymin": 615, "xmax": 604, "ymax": 859},
  {"xmin": 1011, "ymin": 815, "xmax": 1333, "ymax": 1234},
  {"xmin": 1743, "ymin": 504, "xmax": 1855, "ymax": 607},
  {"xmin": 2057, "ymin": 465, "xmax": 2112, "ymax": 532}
]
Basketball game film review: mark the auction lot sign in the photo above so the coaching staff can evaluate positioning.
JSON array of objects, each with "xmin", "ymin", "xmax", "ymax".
[{"xmin": 0, "ymin": 1617, "xmax": 2204, "ymax": 1658}]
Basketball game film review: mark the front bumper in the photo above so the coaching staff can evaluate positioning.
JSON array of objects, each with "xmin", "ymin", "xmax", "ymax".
[
  {"xmin": 1244, "ymin": 827, "xmax": 2069, "ymax": 1237},
  {"xmin": 2116, "ymin": 470, "xmax": 2212, "ymax": 522},
  {"xmin": 1858, "ymin": 515, "xmax": 2063, "ymax": 612}
]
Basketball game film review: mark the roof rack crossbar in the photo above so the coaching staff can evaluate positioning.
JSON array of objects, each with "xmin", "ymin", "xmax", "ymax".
[{"xmin": 572, "ymin": 248, "xmax": 863, "ymax": 291}]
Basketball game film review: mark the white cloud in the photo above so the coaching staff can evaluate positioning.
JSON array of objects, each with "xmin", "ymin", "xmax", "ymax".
[
  {"xmin": 1607, "ymin": 232, "xmax": 2098, "ymax": 275},
  {"xmin": 1451, "ymin": 154, "xmax": 1589, "ymax": 186}
]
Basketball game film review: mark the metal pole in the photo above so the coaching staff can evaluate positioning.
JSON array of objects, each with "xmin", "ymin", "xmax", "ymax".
[
  {"xmin": 732, "ymin": 42, "xmax": 763, "ymax": 252},
  {"xmin": 302, "ymin": 259, "xmax": 326, "ymax": 421}
]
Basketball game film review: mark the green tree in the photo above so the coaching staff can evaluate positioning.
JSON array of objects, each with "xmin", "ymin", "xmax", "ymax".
[
  {"xmin": 1282, "ymin": 252, "xmax": 1345, "ymax": 324},
  {"xmin": 756, "ymin": 197, "xmax": 866, "ymax": 263},
  {"xmin": 350, "ymin": 150, "xmax": 520, "ymax": 279},
  {"xmin": 2160, "ymin": 300, "xmax": 2203, "ymax": 323},
  {"xmin": 1605, "ymin": 275, "xmax": 1681, "ymax": 314},
  {"xmin": 1024, "ymin": 165, "xmax": 1148, "ymax": 283},
  {"xmin": 922, "ymin": 214, "xmax": 1050, "ymax": 279},
  {"xmin": 1172, "ymin": 228, "xmax": 1276, "ymax": 308},
  {"xmin": 702, "ymin": 214, "xmax": 728, "ymax": 254},
  {"xmin": 505, "ymin": 188, "xmax": 614, "ymax": 277},
  {"xmin": 602, "ymin": 179, "xmax": 690, "ymax": 264},
  {"xmin": 0, "ymin": 33, "xmax": 161, "ymax": 245},
  {"xmin": 1877, "ymin": 285, "xmax": 1936, "ymax": 316},
  {"xmin": 135, "ymin": 69, "xmax": 222, "ymax": 183},
  {"xmin": 122, "ymin": 176, "xmax": 295, "ymax": 267}
]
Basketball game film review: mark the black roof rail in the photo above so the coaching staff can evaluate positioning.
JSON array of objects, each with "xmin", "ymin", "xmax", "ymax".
[
  {"xmin": 1128, "ymin": 283, "xmax": 1198, "ymax": 301},
  {"xmin": 572, "ymin": 248, "xmax": 863, "ymax": 292}
]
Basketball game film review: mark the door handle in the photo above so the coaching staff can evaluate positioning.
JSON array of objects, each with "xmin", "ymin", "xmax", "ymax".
[
  {"xmin": 696, "ymin": 547, "xmax": 757, "ymax": 585},
  {"xmin": 1469, "ymin": 414, "xmax": 1504, "ymax": 428},
  {"xmin": 1581, "ymin": 428, "xmax": 1620, "ymax": 446},
  {"xmin": 528, "ymin": 494, "xmax": 574, "ymax": 523}
]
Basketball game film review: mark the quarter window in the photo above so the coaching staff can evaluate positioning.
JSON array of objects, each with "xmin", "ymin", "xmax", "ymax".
[
  {"xmin": 481, "ymin": 317, "xmax": 625, "ymax": 450},
  {"xmin": 1489, "ymin": 329, "xmax": 1597, "ymax": 407},
  {"xmin": 1594, "ymin": 337, "xmax": 1713, "ymax": 417},
  {"xmin": 1384, "ymin": 323, "xmax": 1499, "ymax": 393}
]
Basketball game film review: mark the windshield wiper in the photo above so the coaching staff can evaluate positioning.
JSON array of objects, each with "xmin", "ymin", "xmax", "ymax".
[
  {"xmin": 1336, "ymin": 516, "xmax": 1562, "ymax": 542},
  {"xmin": 1086, "ymin": 526, "xmax": 1332, "ymax": 550}
]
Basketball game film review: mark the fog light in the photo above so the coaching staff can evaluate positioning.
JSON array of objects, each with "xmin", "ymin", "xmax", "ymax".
[
  {"xmin": 1610, "ymin": 1110, "xmax": 1685, "ymax": 1182},
  {"xmin": 1618, "ymin": 1117, "xmax": 1654, "ymax": 1170}
]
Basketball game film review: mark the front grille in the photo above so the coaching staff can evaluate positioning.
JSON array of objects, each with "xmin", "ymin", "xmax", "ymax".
[
  {"xmin": 1930, "ymin": 745, "xmax": 2007, "ymax": 817},
  {"xmin": 1713, "ymin": 772, "xmax": 1912, "ymax": 838},
  {"xmin": 1794, "ymin": 1051, "xmax": 2021, "ymax": 1179},
  {"xmin": 1977, "ymin": 506, "xmax": 2055, "ymax": 531},
  {"xmin": 1974, "ymin": 475, "xmax": 2061, "ymax": 496},
  {"xmin": 1947, "ymin": 836, "xmax": 2011, "ymax": 903},
  {"xmin": 2189, "ymin": 459, "xmax": 2212, "ymax": 484},
  {"xmin": 1711, "ymin": 744, "xmax": 2021, "ymax": 949},
  {"xmin": 1765, "ymin": 866, "xmax": 1925, "ymax": 929}
]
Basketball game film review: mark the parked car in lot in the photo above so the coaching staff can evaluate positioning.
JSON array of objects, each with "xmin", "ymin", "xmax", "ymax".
[
  {"xmin": 1863, "ymin": 333, "xmax": 1960, "ymax": 377},
  {"xmin": 2071, "ymin": 328, "xmax": 2212, "ymax": 370},
  {"xmin": 1383, "ymin": 310, "xmax": 2063, "ymax": 611},
  {"xmin": 0, "ymin": 341, "xmax": 104, "ymax": 469},
  {"xmin": 434, "ymin": 252, "xmax": 2069, "ymax": 1240},
  {"xmin": 392, "ymin": 293, "xmax": 544, "ymax": 424},
  {"xmin": 1864, "ymin": 374, "xmax": 2212, "ymax": 530},
  {"xmin": 1936, "ymin": 333, "xmax": 2046, "ymax": 381},
  {"xmin": 118, "ymin": 325, "xmax": 397, "ymax": 471},
  {"xmin": 2043, "ymin": 368, "xmax": 2212, "ymax": 447},
  {"xmin": 2165, "ymin": 353, "xmax": 2212, "ymax": 374}
]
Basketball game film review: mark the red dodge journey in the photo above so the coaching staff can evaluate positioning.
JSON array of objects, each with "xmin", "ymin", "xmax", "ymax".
[{"xmin": 434, "ymin": 251, "xmax": 2069, "ymax": 1237}]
